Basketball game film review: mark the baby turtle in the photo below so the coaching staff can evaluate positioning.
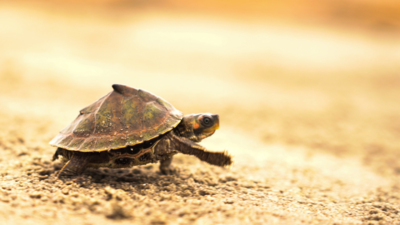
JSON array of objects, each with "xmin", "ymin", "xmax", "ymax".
[{"xmin": 50, "ymin": 84, "xmax": 232, "ymax": 177}]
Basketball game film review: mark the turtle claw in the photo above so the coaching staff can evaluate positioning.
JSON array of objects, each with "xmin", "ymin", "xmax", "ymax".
[{"xmin": 160, "ymin": 166, "xmax": 179, "ymax": 175}]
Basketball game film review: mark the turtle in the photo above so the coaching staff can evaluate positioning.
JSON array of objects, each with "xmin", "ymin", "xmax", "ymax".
[{"xmin": 50, "ymin": 84, "xmax": 232, "ymax": 177}]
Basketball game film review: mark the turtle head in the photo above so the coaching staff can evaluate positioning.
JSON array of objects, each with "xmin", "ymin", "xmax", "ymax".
[{"xmin": 176, "ymin": 113, "xmax": 220, "ymax": 142}]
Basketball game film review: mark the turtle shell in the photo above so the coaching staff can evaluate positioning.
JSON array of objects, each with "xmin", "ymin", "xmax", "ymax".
[{"xmin": 49, "ymin": 84, "xmax": 183, "ymax": 152}]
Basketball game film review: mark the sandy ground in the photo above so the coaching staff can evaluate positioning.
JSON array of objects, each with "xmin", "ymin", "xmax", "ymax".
[{"xmin": 1, "ymin": 3, "xmax": 400, "ymax": 225}]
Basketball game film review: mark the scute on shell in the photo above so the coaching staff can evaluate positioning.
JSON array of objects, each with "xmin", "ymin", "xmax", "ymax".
[{"xmin": 49, "ymin": 84, "xmax": 183, "ymax": 152}]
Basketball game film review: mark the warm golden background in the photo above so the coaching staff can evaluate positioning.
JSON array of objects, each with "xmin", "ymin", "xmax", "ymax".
[{"xmin": 1, "ymin": 0, "xmax": 400, "ymax": 224}]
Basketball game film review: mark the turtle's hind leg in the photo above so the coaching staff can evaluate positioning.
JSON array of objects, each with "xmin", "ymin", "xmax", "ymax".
[
  {"xmin": 52, "ymin": 148, "xmax": 63, "ymax": 161},
  {"xmin": 57, "ymin": 152, "xmax": 90, "ymax": 178}
]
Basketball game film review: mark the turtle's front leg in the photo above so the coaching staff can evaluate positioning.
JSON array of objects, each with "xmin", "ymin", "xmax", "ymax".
[
  {"xmin": 171, "ymin": 133, "xmax": 232, "ymax": 167},
  {"xmin": 159, "ymin": 156, "xmax": 175, "ymax": 175},
  {"xmin": 57, "ymin": 152, "xmax": 90, "ymax": 178},
  {"xmin": 155, "ymin": 135, "xmax": 178, "ymax": 175}
]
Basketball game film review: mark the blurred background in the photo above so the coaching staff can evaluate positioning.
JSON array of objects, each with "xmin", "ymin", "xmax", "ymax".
[
  {"xmin": 2, "ymin": 2, "xmax": 400, "ymax": 223},
  {"xmin": 1, "ymin": 0, "xmax": 400, "ymax": 175}
]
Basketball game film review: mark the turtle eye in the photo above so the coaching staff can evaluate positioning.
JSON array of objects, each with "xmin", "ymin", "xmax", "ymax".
[{"xmin": 201, "ymin": 116, "xmax": 213, "ymax": 127}]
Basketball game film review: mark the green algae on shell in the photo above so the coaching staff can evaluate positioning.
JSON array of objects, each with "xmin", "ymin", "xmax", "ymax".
[{"xmin": 49, "ymin": 84, "xmax": 183, "ymax": 152}]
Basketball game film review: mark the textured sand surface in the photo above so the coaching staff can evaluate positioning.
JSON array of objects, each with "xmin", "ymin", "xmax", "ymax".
[{"xmin": 1, "ymin": 3, "xmax": 400, "ymax": 225}]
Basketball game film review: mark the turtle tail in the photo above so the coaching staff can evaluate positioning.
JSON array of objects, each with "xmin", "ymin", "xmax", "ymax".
[{"xmin": 56, "ymin": 151, "xmax": 90, "ymax": 178}]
